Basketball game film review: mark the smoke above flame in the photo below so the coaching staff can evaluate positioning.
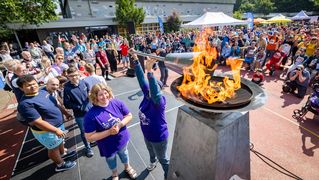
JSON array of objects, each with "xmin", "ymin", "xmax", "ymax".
[{"xmin": 177, "ymin": 28, "xmax": 243, "ymax": 104}]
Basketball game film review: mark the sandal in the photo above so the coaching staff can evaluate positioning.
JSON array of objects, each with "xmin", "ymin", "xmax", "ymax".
[
  {"xmin": 112, "ymin": 176, "xmax": 119, "ymax": 180},
  {"xmin": 125, "ymin": 167, "xmax": 137, "ymax": 179}
]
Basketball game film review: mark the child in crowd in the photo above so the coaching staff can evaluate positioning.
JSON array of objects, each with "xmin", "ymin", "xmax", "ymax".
[
  {"xmin": 265, "ymin": 51, "xmax": 282, "ymax": 76},
  {"xmin": 79, "ymin": 60, "xmax": 89, "ymax": 77},
  {"xmin": 252, "ymin": 69, "xmax": 264, "ymax": 85}
]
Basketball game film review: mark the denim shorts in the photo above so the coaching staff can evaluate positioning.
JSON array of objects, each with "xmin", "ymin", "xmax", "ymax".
[
  {"xmin": 121, "ymin": 56, "xmax": 129, "ymax": 63},
  {"xmin": 244, "ymin": 57, "xmax": 254, "ymax": 63},
  {"xmin": 31, "ymin": 124, "xmax": 65, "ymax": 150},
  {"xmin": 105, "ymin": 144, "xmax": 129, "ymax": 170}
]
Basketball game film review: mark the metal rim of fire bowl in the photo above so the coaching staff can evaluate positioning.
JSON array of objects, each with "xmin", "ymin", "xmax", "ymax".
[{"xmin": 170, "ymin": 74, "xmax": 267, "ymax": 113}]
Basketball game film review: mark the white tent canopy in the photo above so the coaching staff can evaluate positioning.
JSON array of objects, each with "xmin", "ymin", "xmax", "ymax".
[
  {"xmin": 181, "ymin": 12, "xmax": 248, "ymax": 28},
  {"xmin": 291, "ymin": 10, "xmax": 310, "ymax": 21}
]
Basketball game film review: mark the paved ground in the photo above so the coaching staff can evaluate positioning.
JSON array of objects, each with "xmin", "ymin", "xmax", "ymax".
[{"xmin": 1, "ymin": 65, "xmax": 319, "ymax": 180}]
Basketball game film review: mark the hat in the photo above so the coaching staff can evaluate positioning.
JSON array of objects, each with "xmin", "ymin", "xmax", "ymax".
[{"xmin": 311, "ymin": 36, "xmax": 318, "ymax": 40}]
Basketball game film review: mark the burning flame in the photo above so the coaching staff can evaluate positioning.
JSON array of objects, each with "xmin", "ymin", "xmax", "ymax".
[{"xmin": 177, "ymin": 28, "xmax": 243, "ymax": 104}]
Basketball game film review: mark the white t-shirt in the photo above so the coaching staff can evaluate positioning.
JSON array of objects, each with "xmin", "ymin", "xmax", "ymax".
[
  {"xmin": 84, "ymin": 74, "xmax": 107, "ymax": 90},
  {"xmin": 0, "ymin": 52, "xmax": 13, "ymax": 61},
  {"xmin": 42, "ymin": 44, "xmax": 53, "ymax": 53}
]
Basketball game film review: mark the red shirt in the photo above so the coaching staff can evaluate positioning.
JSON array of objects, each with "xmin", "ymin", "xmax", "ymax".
[
  {"xmin": 120, "ymin": 44, "xmax": 129, "ymax": 56},
  {"xmin": 96, "ymin": 50, "xmax": 108, "ymax": 64},
  {"xmin": 270, "ymin": 52, "xmax": 282, "ymax": 63},
  {"xmin": 266, "ymin": 35, "xmax": 279, "ymax": 51},
  {"xmin": 253, "ymin": 73, "xmax": 264, "ymax": 82}
]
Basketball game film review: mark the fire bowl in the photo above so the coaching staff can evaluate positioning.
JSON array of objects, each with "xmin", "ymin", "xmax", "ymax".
[{"xmin": 170, "ymin": 74, "xmax": 267, "ymax": 113}]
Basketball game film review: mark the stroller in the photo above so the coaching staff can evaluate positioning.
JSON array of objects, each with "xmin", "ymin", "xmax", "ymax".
[{"xmin": 293, "ymin": 83, "xmax": 319, "ymax": 118}]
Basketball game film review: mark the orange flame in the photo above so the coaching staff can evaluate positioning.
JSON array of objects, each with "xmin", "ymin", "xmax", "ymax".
[{"xmin": 177, "ymin": 28, "xmax": 243, "ymax": 104}]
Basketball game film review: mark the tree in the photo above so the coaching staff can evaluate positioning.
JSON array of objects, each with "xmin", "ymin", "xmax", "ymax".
[
  {"xmin": 0, "ymin": 0, "xmax": 58, "ymax": 40},
  {"xmin": 165, "ymin": 11, "xmax": 182, "ymax": 32},
  {"xmin": 115, "ymin": 0, "xmax": 145, "ymax": 26},
  {"xmin": 0, "ymin": 0, "xmax": 58, "ymax": 26},
  {"xmin": 273, "ymin": 0, "xmax": 317, "ymax": 12},
  {"xmin": 235, "ymin": 0, "xmax": 318, "ymax": 14},
  {"xmin": 233, "ymin": 11, "xmax": 244, "ymax": 20},
  {"xmin": 254, "ymin": 0, "xmax": 275, "ymax": 15},
  {"xmin": 237, "ymin": 0, "xmax": 275, "ymax": 15}
]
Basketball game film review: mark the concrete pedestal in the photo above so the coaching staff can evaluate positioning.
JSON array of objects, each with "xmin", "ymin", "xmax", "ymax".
[{"xmin": 167, "ymin": 106, "xmax": 250, "ymax": 180}]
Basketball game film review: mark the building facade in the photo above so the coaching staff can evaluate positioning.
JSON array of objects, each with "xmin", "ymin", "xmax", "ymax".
[{"xmin": 9, "ymin": 0, "xmax": 235, "ymax": 45}]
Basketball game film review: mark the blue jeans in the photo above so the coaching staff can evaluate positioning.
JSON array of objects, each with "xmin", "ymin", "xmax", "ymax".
[
  {"xmin": 45, "ymin": 51, "xmax": 55, "ymax": 61},
  {"xmin": 105, "ymin": 144, "xmax": 129, "ymax": 170},
  {"xmin": 75, "ymin": 116, "xmax": 91, "ymax": 150},
  {"xmin": 144, "ymin": 138, "xmax": 169, "ymax": 178}
]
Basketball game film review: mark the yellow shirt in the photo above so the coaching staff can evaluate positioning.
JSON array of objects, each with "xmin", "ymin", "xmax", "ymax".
[{"xmin": 306, "ymin": 43, "xmax": 317, "ymax": 56}]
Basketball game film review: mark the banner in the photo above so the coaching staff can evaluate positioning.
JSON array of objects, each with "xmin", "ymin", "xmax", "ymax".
[
  {"xmin": 158, "ymin": 16, "xmax": 164, "ymax": 33},
  {"xmin": 246, "ymin": 12, "xmax": 254, "ymax": 30}
]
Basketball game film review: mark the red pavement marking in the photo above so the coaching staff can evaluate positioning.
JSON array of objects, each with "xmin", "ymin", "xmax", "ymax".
[
  {"xmin": 0, "ymin": 109, "xmax": 27, "ymax": 180},
  {"xmin": 164, "ymin": 66, "xmax": 319, "ymax": 179}
]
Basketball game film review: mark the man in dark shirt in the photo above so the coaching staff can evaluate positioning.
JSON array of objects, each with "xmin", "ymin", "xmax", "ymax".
[
  {"xmin": 63, "ymin": 67, "xmax": 94, "ymax": 157},
  {"xmin": 17, "ymin": 75, "xmax": 76, "ymax": 172}
]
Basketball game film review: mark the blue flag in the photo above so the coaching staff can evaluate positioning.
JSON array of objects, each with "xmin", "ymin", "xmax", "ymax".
[
  {"xmin": 158, "ymin": 16, "xmax": 164, "ymax": 33},
  {"xmin": 246, "ymin": 12, "xmax": 254, "ymax": 30}
]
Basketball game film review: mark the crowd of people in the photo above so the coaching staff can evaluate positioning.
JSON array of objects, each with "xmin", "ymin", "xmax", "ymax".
[{"xmin": 0, "ymin": 21, "xmax": 319, "ymax": 179}]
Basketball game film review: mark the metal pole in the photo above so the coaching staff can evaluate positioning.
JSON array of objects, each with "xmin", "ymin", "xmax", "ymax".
[
  {"xmin": 133, "ymin": 51, "xmax": 165, "ymax": 61},
  {"xmin": 87, "ymin": 0, "xmax": 93, "ymax": 17},
  {"xmin": 13, "ymin": 30, "xmax": 22, "ymax": 51},
  {"xmin": 131, "ymin": 50, "xmax": 200, "ymax": 66}
]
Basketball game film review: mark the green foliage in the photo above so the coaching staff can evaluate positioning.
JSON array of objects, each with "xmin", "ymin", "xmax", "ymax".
[
  {"xmin": 0, "ymin": 0, "xmax": 58, "ymax": 26},
  {"xmin": 115, "ymin": 0, "xmax": 145, "ymax": 26},
  {"xmin": 235, "ymin": 0, "xmax": 318, "ymax": 13},
  {"xmin": 238, "ymin": 0, "xmax": 275, "ymax": 15},
  {"xmin": 165, "ymin": 11, "xmax": 181, "ymax": 32},
  {"xmin": 273, "ymin": 0, "xmax": 317, "ymax": 12},
  {"xmin": 233, "ymin": 11, "xmax": 243, "ymax": 20},
  {"xmin": 0, "ymin": 27, "xmax": 14, "ymax": 40}
]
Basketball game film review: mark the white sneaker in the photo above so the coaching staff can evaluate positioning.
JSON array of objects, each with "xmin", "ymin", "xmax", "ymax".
[{"xmin": 147, "ymin": 159, "xmax": 159, "ymax": 171}]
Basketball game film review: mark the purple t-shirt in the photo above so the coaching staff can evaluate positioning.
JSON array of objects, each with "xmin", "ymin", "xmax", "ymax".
[{"xmin": 84, "ymin": 99, "xmax": 130, "ymax": 157}]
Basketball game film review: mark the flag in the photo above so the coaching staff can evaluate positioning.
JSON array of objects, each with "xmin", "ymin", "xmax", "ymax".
[
  {"xmin": 158, "ymin": 16, "xmax": 164, "ymax": 33},
  {"xmin": 246, "ymin": 12, "xmax": 254, "ymax": 30}
]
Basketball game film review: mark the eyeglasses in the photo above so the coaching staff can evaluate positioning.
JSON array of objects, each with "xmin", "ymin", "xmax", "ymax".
[{"xmin": 68, "ymin": 74, "xmax": 79, "ymax": 78}]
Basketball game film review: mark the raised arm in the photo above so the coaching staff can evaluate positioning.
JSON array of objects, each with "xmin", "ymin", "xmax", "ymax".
[
  {"xmin": 130, "ymin": 50, "xmax": 150, "ymax": 96},
  {"xmin": 145, "ymin": 58, "xmax": 162, "ymax": 104}
]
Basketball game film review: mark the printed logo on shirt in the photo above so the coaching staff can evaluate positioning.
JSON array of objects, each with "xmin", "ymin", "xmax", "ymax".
[
  {"xmin": 101, "ymin": 113, "xmax": 121, "ymax": 130},
  {"xmin": 139, "ymin": 111, "xmax": 150, "ymax": 126},
  {"xmin": 296, "ymin": 56, "xmax": 305, "ymax": 63},
  {"xmin": 248, "ymin": 49, "xmax": 255, "ymax": 55}
]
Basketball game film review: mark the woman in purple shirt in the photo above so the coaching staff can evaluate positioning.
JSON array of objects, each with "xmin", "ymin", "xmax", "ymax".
[
  {"xmin": 84, "ymin": 83, "xmax": 137, "ymax": 180},
  {"xmin": 131, "ymin": 50, "xmax": 169, "ymax": 179}
]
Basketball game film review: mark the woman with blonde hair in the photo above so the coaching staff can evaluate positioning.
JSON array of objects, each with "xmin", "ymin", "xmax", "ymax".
[
  {"xmin": 39, "ymin": 56, "xmax": 59, "ymax": 84},
  {"xmin": 84, "ymin": 83, "xmax": 137, "ymax": 180}
]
